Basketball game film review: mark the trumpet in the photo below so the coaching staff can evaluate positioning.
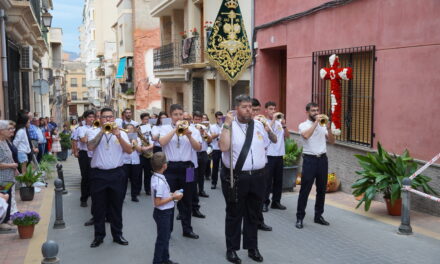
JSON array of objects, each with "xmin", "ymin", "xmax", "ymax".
[
  {"xmin": 255, "ymin": 115, "xmax": 268, "ymax": 125},
  {"xmin": 194, "ymin": 123, "xmax": 208, "ymax": 131},
  {"xmin": 93, "ymin": 120, "xmax": 101, "ymax": 128},
  {"xmin": 102, "ymin": 122, "xmax": 129, "ymax": 133},
  {"xmin": 274, "ymin": 112, "xmax": 284, "ymax": 120},
  {"xmin": 176, "ymin": 120, "xmax": 189, "ymax": 136},
  {"xmin": 319, "ymin": 114, "xmax": 329, "ymax": 127}
]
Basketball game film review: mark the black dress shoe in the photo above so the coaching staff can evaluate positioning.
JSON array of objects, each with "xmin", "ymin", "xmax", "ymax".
[
  {"xmin": 257, "ymin": 222, "xmax": 272, "ymax": 231},
  {"xmin": 226, "ymin": 250, "xmax": 241, "ymax": 264},
  {"xmin": 192, "ymin": 209, "xmax": 206, "ymax": 218},
  {"xmin": 248, "ymin": 248, "xmax": 263, "ymax": 262},
  {"xmin": 314, "ymin": 216, "xmax": 330, "ymax": 226},
  {"xmin": 211, "ymin": 185, "xmax": 216, "ymax": 189},
  {"xmin": 84, "ymin": 218, "xmax": 94, "ymax": 226},
  {"xmin": 199, "ymin": 191, "xmax": 209, "ymax": 198},
  {"xmin": 131, "ymin": 197, "xmax": 139, "ymax": 202},
  {"xmin": 295, "ymin": 219, "xmax": 303, "ymax": 229},
  {"xmin": 80, "ymin": 201, "xmax": 87, "ymax": 207},
  {"xmin": 176, "ymin": 214, "xmax": 181, "ymax": 220},
  {"xmin": 262, "ymin": 204, "xmax": 268, "ymax": 212},
  {"xmin": 113, "ymin": 236, "xmax": 129, "ymax": 245},
  {"xmin": 182, "ymin": 231, "xmax": 199, "ymax": 239},
  {"xmin": 90, "ymin": 238, "xmax": 103, "ymax": 248},
  {"xmin": 271, "ymin": 201, "xmax": 287, "ymax": 210}
]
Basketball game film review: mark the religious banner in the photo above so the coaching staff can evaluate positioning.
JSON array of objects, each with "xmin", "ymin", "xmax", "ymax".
[
  {"xmin": 206, "ymin": 0, "xmax": 252, "ymax": 85},
  {"xmin": 320, "ymin": 54, "xmax": 353, "ymax": 136}
]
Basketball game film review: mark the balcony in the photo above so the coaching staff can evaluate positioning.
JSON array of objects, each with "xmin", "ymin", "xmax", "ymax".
[{"xmin": 150, "ymin": 0, "xmax": 185, "ymax": 17}]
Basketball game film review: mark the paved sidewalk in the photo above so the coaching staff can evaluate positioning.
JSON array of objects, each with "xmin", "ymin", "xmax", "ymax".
[{"xmin": 47, "ymin": 157, "xmax": 440, "ymax": 264}]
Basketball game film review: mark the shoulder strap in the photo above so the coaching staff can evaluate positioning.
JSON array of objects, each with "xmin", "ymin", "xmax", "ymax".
[{"xmin": 234, "ymin": 120, "xmax": 254, "ymax": 172}]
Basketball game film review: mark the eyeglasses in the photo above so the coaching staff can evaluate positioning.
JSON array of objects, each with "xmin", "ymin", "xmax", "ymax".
[
  {"xmin": 102, "ymin": 115, "xmax": 114, "ymax": 119},
  {"xmin": 8, "ymin": 128, "xmax": 15, "ymax": 131}
]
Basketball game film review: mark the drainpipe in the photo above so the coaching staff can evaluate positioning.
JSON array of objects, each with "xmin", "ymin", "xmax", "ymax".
[
  {"xmin": 249, "ymin": 0, "xmax": 255, "ymax": 98},
  {"xmin": 0, "ymin": 9, "xmax": 9, "ymax": 119}
]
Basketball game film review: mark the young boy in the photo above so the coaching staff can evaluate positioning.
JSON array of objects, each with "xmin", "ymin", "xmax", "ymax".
[{"xmin": 151, "ymin": 152, "xmax": 183, "ymax": 264}]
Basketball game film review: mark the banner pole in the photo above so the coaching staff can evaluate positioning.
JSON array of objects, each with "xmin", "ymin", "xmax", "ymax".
[{"xmin": 229, "ymin": 83, "xmax": 234, "ymax": 188}]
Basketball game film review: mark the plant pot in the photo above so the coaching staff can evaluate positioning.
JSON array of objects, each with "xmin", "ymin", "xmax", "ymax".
[
  {"xmin": 384, "ymin": 197, "xmax": 402, "ymax": 216},
  {"xmin": 355, "ymin": 193, "xmax": 365, "ymax": 201},
  {"xmin": 326, "ymin": 173, "xmax": 340, "ymax": 193},
  {"xmin": 17, "ymin": 225, "xmax": 35, "ymax": 239},
  {"xmin": 19, "ymin": 187, "xmax": 35, "ymax": 201},
  {"xmin": 282, "ymin": 165, "xmax": 299, "ymax": 192},
  {"xmin": 57, "ymin": 150, "xmax": 68, "ymax": 161}
]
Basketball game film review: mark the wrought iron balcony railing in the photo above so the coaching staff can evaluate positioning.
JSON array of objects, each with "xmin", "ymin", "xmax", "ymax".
[{"xmin": 153, "ymin": 37, "xmax": 204, "ymax": 70}]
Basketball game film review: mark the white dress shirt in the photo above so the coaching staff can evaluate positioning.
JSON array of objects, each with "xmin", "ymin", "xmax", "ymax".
[
  {"xmin": 86, "ymin": 127, "xmax": 100, "ymax": 158},
  {"xmin": 160, "ymin": 124, "xmax": 202, "ymax": 162},
  {"xmin": 89, "ymin": 131, "xmax": 130, "ymax": 170},
  {"xmin": 124, "ymin": 138, "xmax": 141, "ymax": 164},
  {"xmin": 77, "ymin": 125, "xmax": 92, "ymax": 151},
  {"xmin": 298, "ymin": 120, "xmax": 328, "ymax": 155},
  {"xmin": 267, "ymin": 120, "xmax": 285, "ymax": 157},
  {"xmin": 222, "ymin": 119, "xmax": 269, "ymax": 171},
  {"xmin": 151, "ymin": 125, "xmax": 161, "ymax": 147},
  {"xmin": 151, "ymin": 172, "xmax": 174, "ymax": 210},
  {"xmin": 209, "ymin": 123, "xmax": 222, "ymax": 150},
  {"xmin": 115, "ymin": 118, "xmax": 139, "ymax": 128},
  {"xmin": 13, "ymin": 128, "xmax": 31, "ymax": 154}
]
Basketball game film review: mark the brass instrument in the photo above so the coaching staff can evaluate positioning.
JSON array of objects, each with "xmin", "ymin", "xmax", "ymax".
[
  {"xmin": 255, "ymin": 115, "xmax": 268, "ymax": 125},
  {"xmin": 195, "ymin": 123, "xmax": 210, "ymax": 141},
  {"xmin": 274, "ymin": 112, "xmax": 284, "ymax": 120},
  {"xmin": 176, "ymin": 120, "xmax": 189, "ymax": 136},
  {"xmin": 102, "ymin": 122, "xmax": 129, "ymax": 133},
  {"xmin": 137, "ymin": 127, "xmax": 153, "ymax": 158},
  {"xmin": 93, "ymin": 120, "xmax": 101, "ymax": 128},
  {"xmin": 319, "ymin": 114, "xmax": 329, "ymax": 127}
]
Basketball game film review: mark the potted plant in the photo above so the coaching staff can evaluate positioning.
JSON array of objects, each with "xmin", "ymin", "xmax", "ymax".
[
  {"xmin": 15, "ymin": 165, "xmax": 42, "ymax": 201},
  {"xmin": 283, "ymin": 138, "xmax": 302, "ymax": 191},
  {"xmin": 351, "ymin": 143, "xmax": 437, "ymax": 216},
  {"xmin": 192, "ymin": 27, "xmax": 199, "ymax": 37},
  {"xmin": 179, "ymin": 31, "xmax": 187, "ymax": 39},
  {"xmin": 11, "ymin": 211, "xmax": 40, "ymax": 239},
  {"xmin": 58, "ymin": 133, "xmax": 71, "ymax": 161}
]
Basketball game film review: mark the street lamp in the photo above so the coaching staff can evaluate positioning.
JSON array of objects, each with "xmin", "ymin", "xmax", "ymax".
[{"xmin": 42, "ymin": 11, "xmax": 53, "ymax": 28}]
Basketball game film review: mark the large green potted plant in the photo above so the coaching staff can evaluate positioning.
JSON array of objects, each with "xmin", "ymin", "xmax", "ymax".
[
  {"xmin": 351, "ymin": 143, "xmax": 437, "ymax": 216},
  {"xmin": 283, "ymin": 138, "xmax": 302, "ymax": 191},
  {"xmin": 58, "ymin": 132, "xmax": 71, "ymax": 161},
  {"xmin": 15, "ymin": 165, "xmax": 42, "ymax": 201}
]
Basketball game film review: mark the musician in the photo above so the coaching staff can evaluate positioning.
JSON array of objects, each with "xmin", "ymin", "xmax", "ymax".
[
  {"xmin": 77, "ymin": 110, "xmax": 95, "ymax": 208},
  {"xmin": 159, "ymin": 104, "xmax": 202, "ymax": 239},
  {"xmin": 193, "ymin": 111, "xmax": 212, "ymax": 198},
  {"xmin": 87, "ymin": 108, "xmax": 133, "ymax": 248},
  {"xmin": 209, "ymin": 111, "xmax": 223, "ymax": 189},
  {"xmin": 139, "ymin": 113, "xmax": 154, "ymax": 195},
  {"xmin": 220, "ymin": 95, "xmax": 275, "ymax": 264},
  {"xmin": 151, "ymin": 111, "xmax": 168, "ymax": 153},
  {"xmin": 295, "ymin": 102, "xmax": 335, "ymax": 229},
  {"xmin": 123, "ymin": 124, "xmax": 143, "ymax": 202},
  {"xmin": 264, "ymin": 101, "xmax": 289, "ymax": 211},
  {"xmin": 115, "ymin": 108, "xmax": 139, "ymax": 128}
]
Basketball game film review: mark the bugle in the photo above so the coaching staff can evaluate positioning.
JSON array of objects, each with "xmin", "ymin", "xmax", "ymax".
[
  {"xmin": 319, "ymin": 114, "xmax": 329, "ymax": 127},
  {"xmin": 176, "ymin": 120, "xmax": 189, "ymax": 136}
]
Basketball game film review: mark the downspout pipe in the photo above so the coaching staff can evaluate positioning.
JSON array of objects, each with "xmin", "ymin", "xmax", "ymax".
[
  {"xmin": 249, "ymin": 0, "xmax": 255, "ymax": 98},
  {"xmin": 0, "ymin": 9, "xmax": 9, "ymax": 119}
]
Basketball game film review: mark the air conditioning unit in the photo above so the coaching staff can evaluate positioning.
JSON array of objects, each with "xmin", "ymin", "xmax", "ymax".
[{"xmin": 21, "ymin": 46, "xmax": 33, "ymax": 71}]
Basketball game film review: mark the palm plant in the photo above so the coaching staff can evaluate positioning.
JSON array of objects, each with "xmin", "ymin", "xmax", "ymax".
[{"xmin": 283, "ymin": 138, "xmax": 302, "ymax": 167}]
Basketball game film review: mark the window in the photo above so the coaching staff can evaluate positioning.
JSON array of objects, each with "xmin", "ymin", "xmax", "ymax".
[
  {"xmin": 312, "ymin": 45, "xmax": 375, "ymax": 147},
  {"xmin": 71, "ymin": 78, "xmax": 77, "ymax": 87},
  {"xmin": 71, "ymin": 92, "xmax": 78, "ymax": 100},
  {"xmin": 82, "ymin": 91, "xmax": 88, "ymax": 101},
  {"xmin": 82, "ymin": 78, "xmax": 86, "ymax": 87}
]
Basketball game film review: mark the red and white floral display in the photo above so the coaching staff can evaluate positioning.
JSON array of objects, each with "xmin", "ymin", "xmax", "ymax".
[{"xmin": 319, "ymin": 54, "xmax": 353, "ymax": 136}]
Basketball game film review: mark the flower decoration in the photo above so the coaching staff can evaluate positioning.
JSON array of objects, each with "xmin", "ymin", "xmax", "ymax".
[
  {"xmin": 11, "ymin": 211, "xmax": 41, "ymax": 226},
  {"xmin": 204, "ymin": 21, "xmax": 214, "ymax": 31}
]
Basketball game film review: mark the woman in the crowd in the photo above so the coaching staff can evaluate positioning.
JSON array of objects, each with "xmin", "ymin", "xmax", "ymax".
[
  {"xmin": 5, "ymin": 121, "xmax": 19, "ymax": 215},
  {"xmin": 13, "ymin": 115, "xmax": 32, "ymax": 173},
  {"xmin": 40, "ymin": 118, "xmax": 51, "ymax": 155},
  {"xmin": 70, "ymin": 119, "xmax": 78, "ymax": 132},
  {"xmin": 151, "ymin": 111, "xmax": 168, "ymax": 153}
]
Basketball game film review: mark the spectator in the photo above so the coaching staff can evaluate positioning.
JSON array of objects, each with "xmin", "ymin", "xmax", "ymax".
[
  {"xmin": 33, "ymin": 118, "xmax": 46, "ymax": 162},
  {"xmin": 51, "ymin": 128, "xmax": 62, "ymax": 156},
  {"xmin": 40, "ymin": 118, "xmax": 51, "ymax": 155},
  {"xmin": 5, "ymin": 121, "xmax": 18, "ymax": 215},
  {"xmin": 13, "ymin": 114, "xmax": 32, "ymax": 173},
  {"xmin": 48, "ymin": 116, "xmax": 58, "ymax": 132}
]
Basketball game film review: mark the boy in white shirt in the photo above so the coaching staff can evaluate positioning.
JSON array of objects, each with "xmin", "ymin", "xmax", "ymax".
[{"xmin": 151, "ymin": 152, "xmax": 183, "ymax": 264}]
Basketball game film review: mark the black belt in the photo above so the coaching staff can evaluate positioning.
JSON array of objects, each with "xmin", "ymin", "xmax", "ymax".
[
  {"xmin": 303, "ymin": 153, "xmax": 326, "ymax": 158},
  {"xmin": 94, "ymin": 166, "xmax": 123, "ymax": 173},
  {"xmin": 79, "ymin": 150, "xmax": 88, "ymax": 152},
  {"xmin": 223, "ymin": 166, "xmax": 265, "ymax": 176},
  {"xmin": 168, "ymin": 161, "xmax": 193, "ymax": 166}
]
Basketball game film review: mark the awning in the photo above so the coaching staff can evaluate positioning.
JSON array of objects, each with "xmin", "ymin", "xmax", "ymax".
[{"xmin": 116, "ymin": 57, "xmax": 127, "ymax": 79}]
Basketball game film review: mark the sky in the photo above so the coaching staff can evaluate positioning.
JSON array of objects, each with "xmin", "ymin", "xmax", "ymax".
[{"xmin": 51, "ymin": 0, "xmax": 84, "ymax": 53}]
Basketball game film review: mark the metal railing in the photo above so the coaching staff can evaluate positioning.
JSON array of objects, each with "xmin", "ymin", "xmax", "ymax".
[{"xmin": 153, "ymin": 36, "xmax": 203, "ymax": 70}]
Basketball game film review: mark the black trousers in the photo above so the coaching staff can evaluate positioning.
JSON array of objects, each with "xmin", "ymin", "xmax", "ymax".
[
  {"xmin": 1, "ymin": 188, "xmax": 11, "ymax": 224},
  {"xmin": 197, "ymin": 151, "xmax": 209, "ymax": 193},
  {"xmin": 123, "ymin": 164, "xmax": 142, "ymax": 199},
  {"xmin": 140, "ymin": 155, "xmax": 153, "ymax": 194},
  {"xmin": 221, "ymin": 167, "xmax": 265, "ymax": 250},
  {"xmin": 296, "ymin": 154, "xmax": 328, "ymax": 220},
  {"xmin": 153, "ymin": 208, "xmax": 173, "ymax": 264},
  {"xmin": 78, "ymin": 150, "xmax": 91, "ymax": 203},
  {"xmin": 211, "ymin": 150, "xmax": 222, "ymax": 186},
  {"xmin": 265, "ymin": 156, "xmax": 284, "ymax": 204},
  {"xmin": 164, "ymin": 161, "xmax": 196, "ymax": 234},
  {"xmin": 153, "ymin": 146, "xmax": 162, "ymax": 153},
  {"xmin": 90, "ymin": 166, "xmax": 126, "ymax": 239},
  {"xmin": 192, "ymin": 169, "xmax": 200, "ymax": 211}
]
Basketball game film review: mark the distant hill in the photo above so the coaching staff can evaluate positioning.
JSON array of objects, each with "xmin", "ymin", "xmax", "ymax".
[{"xmin": 63, "ymin": 51, "xmax": 79, "ymax": 61}]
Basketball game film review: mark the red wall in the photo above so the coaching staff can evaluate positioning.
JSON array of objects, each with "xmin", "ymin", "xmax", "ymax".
[{"xmin": 254, "ymin": 0, "xmax": 440, "ymax": 161}]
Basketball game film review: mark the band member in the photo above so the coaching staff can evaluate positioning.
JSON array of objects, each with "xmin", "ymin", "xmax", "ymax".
[
  {"xmin": 209, "ymin": 111, "xmax": 223, "ymax": 189},
  {"xmin": 151, "ymin": 111, "xmax": 168, "ymax": 153},
  {"xmin": 159, "ymin": 104, "xmax": 202, "ymax": 239},
  {"xmin": 220, "ymin": 95, "xmax": 276, "ymax": 264},
  {"xmin": 193, "ymin": 111, "xmax": 211, "ymax": 198},
  {"xmin": 123, "ymin": 124, "xmax": 144, "ymax": 202},
  {"xmin": 77, "ymin": 110, "xmax": 95, "ymax": 208},
  {"xmin": 139, "ymin": 113, "xmax": 154, "ymax": 195},
  {"xmin": 115, "ymin": 108, "xmax": 139, "ymax": 128},
  {"xmin": 296, "ymin": 102, "xmax": 335, "ymax": 229},
  {"xmin": 264, "ymin": 101, "xmax": 289, "ymax": 211},
  {"xmin": 87, "ymin": 108, "xmax": 133, "ymax": 248}
]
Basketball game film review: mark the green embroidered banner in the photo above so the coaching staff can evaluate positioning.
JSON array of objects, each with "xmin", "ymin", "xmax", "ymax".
[{"xmin": 206, "ymin": 0, "xmax": 252, "ymax": 85}]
